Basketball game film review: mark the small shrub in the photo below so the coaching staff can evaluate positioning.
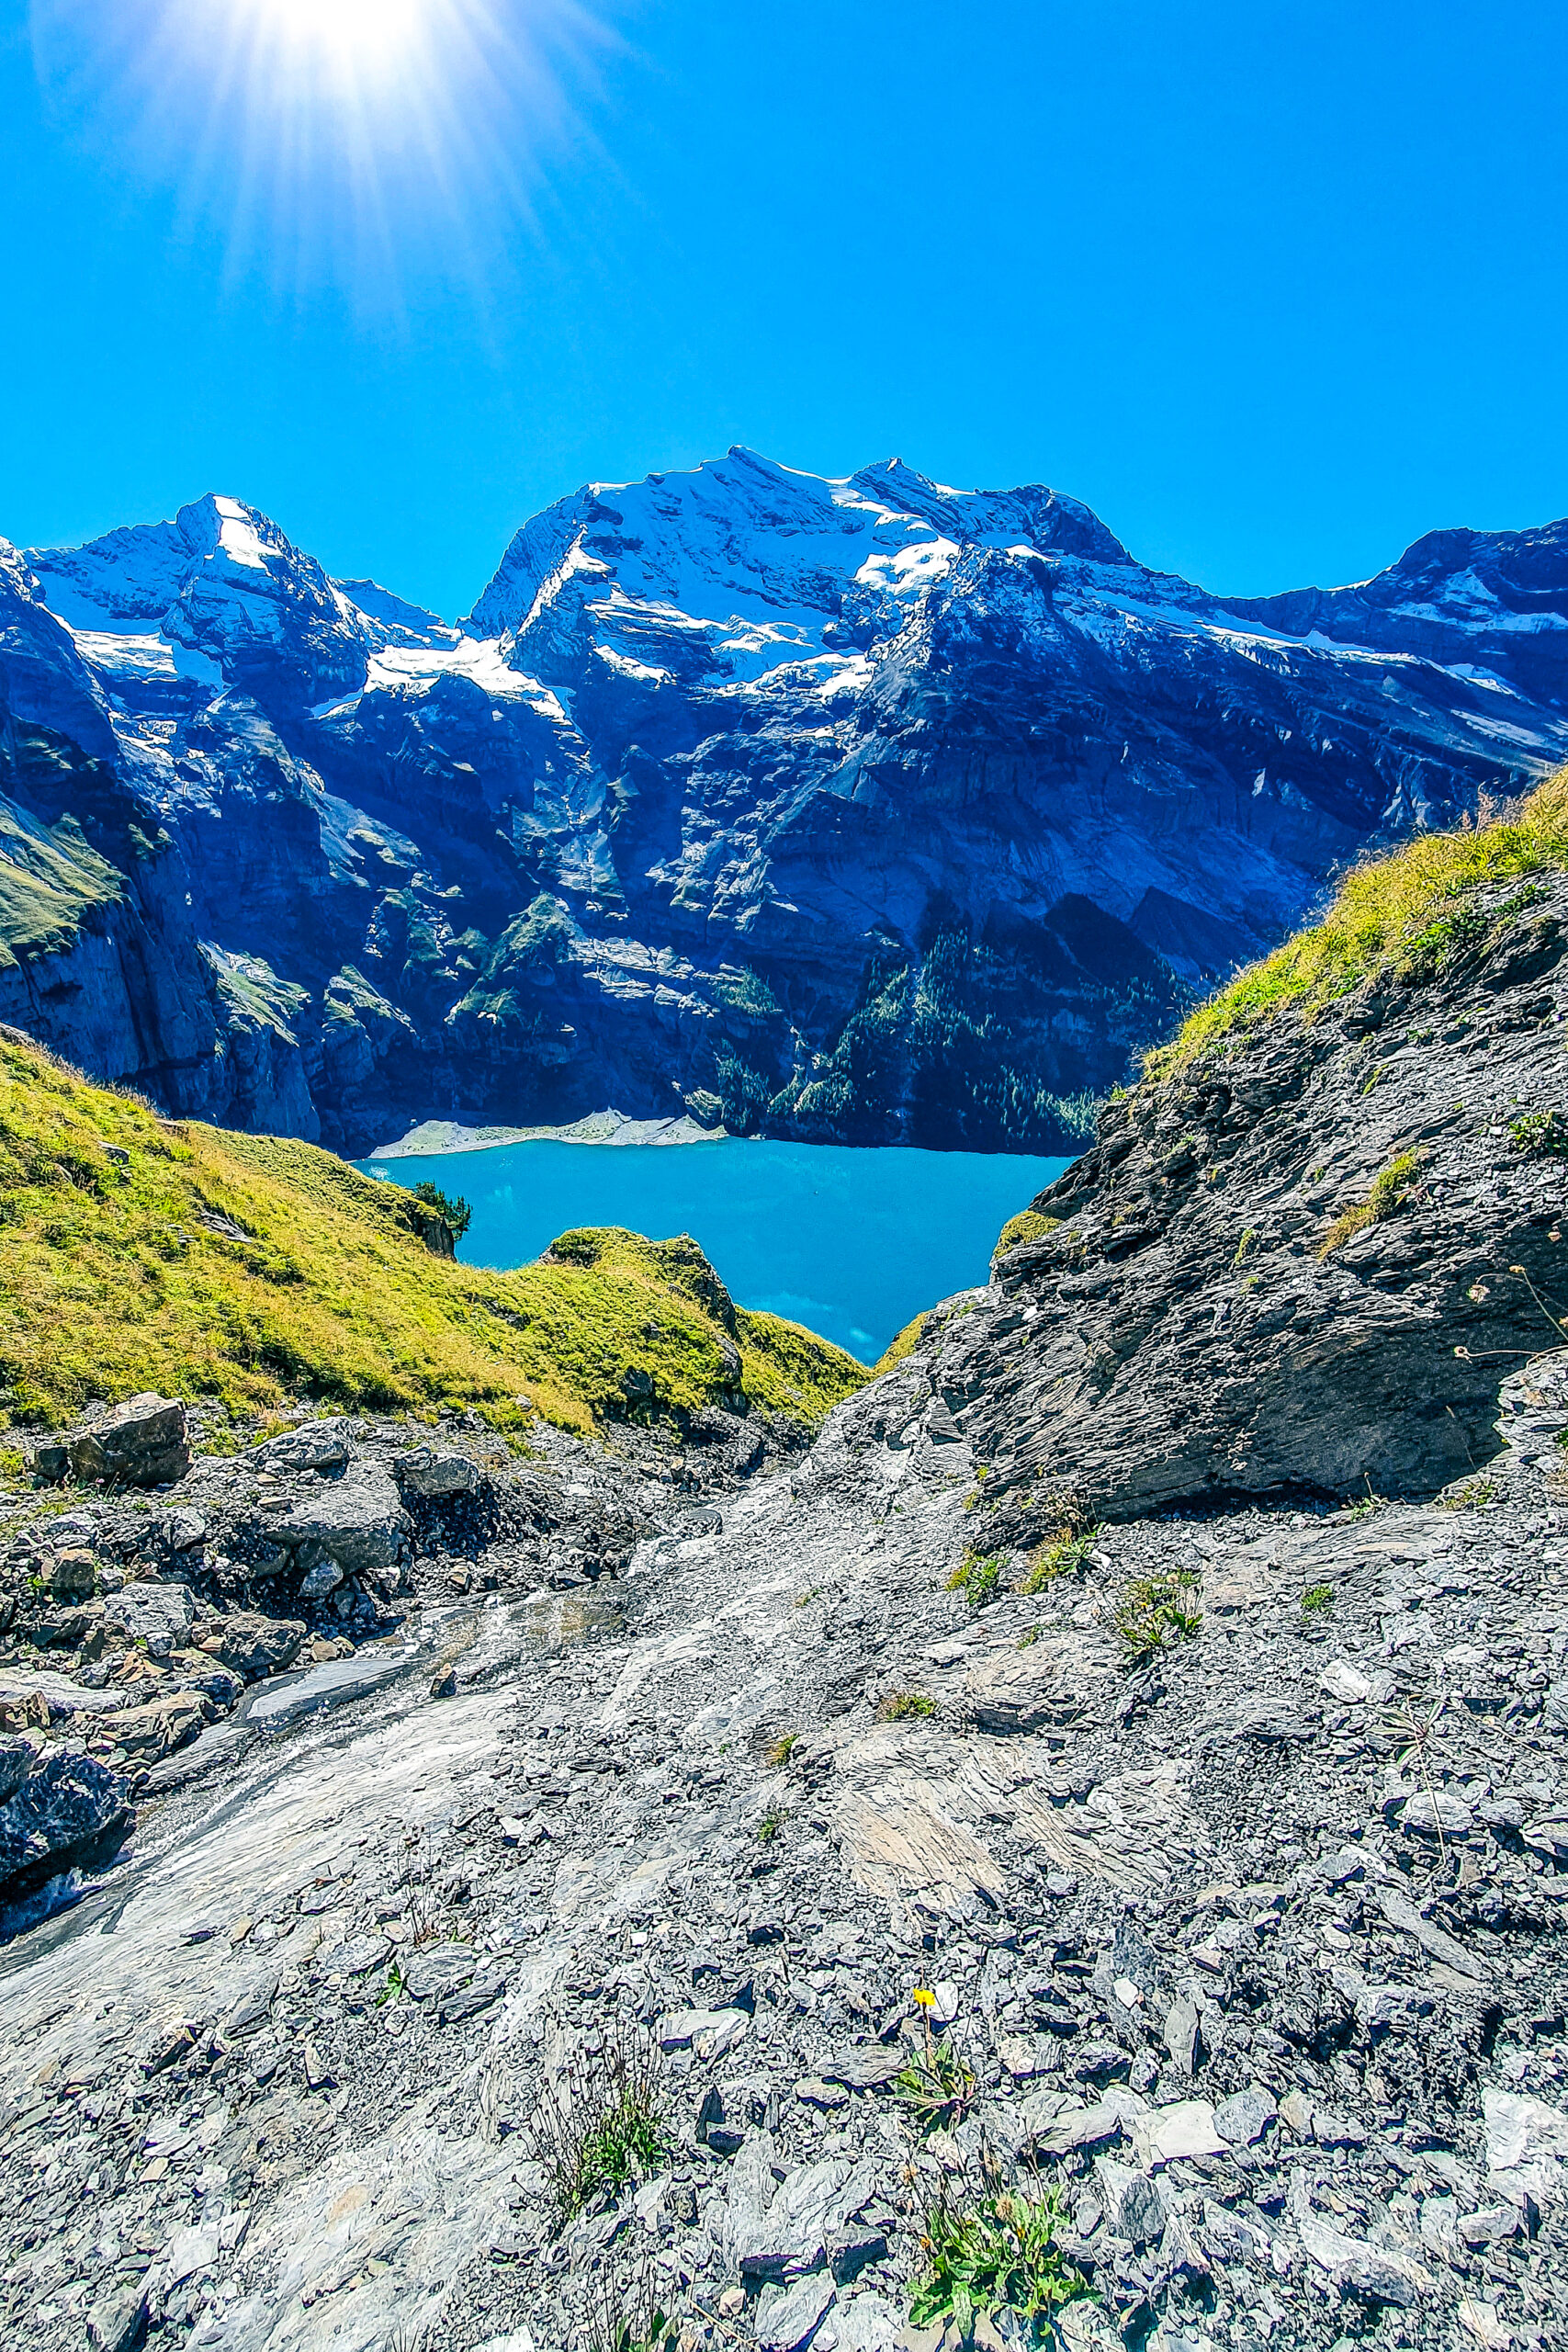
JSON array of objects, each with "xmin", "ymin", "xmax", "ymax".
[
  {"xmin": 947, "ymin": 1548, "xmax": 1002, "ymax": 1609},
  {"xmin": 409, "ymin": 1180, "xmax": 473, "ymax": 1245},
  {"xmin": 765, "ymin": 1730, "xmax": 798, "ymax": 1767},
  {"xmin": 878, "ymin": 1690, "xmax": 936, "ymax": 1722},
  {"xmin": 1510, "ymin": 1110, "xmax": 1568, "ymax": 1159},
  {"xmin": 1318, "ymin": 1151, "xmax": 1419, "ymax": 1259},
  {"xmin": 757, "ymin": 1805, "xmax": 786, "ymax": 1844},
  {"xmin": 1233, "ymin": 1227, "xmax": 1258, "ymax": 1265},
  {"xmin": 1016, "ymin": 1626, "xmax": 1040, "ymax": 1650},
  {"xmin": 1021, "ymin": 1525, "xmax": 1099, "ymax": 1591},
  {"xmin": 524, "ymin": 2028, "xmax": 668, "ymax": 2220},
  {"xmin": 1111, "ymin": 1565, "xmax": 1201, "ymax": 1661},
  {"xmin": 1301, "ymin": 1583, "xmax": 1334, "ymax": 1614},
  {"xmin": 910, "ymin": 2181, "xmax": 1086, "ymax": 2335}
]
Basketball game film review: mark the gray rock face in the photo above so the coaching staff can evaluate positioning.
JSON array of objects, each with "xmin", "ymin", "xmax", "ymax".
[
  {"xmin": 0, "ymin": 1746, "xmax": 130, "ymax": 1894},
  {"xmin": 8, "ymin": 460, "xmax": 1568, "ymax": 1154},
  {"xmin": 396, "ymin": 1447, "xmax": 482, "ymax": 1498},
  {"xmin": 272, "ymin": 1464, "xmax": 411, "ymax": 1577},
  {"xmin": 885, "ymin": 875, "xmax": 1568, "ymax": 1522},
  {"xmin": 208, "ymin": 1610, "xmax": 305, "ymax": 1680},
  {"xmin": 103, "ymin": 1578, "xmax": 194, "ymax": 1658},
  {"xmin": 34, "ymin": 1394, "xmax": 191, "ymax": 1488}
]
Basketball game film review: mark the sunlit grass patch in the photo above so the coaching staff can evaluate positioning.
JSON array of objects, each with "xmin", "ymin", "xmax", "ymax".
[{"xmin": 1146, "ymin": 771, "xmax": 1568, "ymax": 1076}]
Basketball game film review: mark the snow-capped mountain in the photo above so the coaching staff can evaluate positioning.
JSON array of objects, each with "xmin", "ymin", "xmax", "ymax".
[{"xmin": 5, "ymin": 451, "xmax": 1567, "ymax": 1155}]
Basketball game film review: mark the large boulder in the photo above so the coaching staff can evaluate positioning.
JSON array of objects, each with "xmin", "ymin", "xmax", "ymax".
[
  {"xmin": 396, "ymin": 1445, "xmax": 482, "ymax": 1498},
  {"xmin": 251, "ymin": 1420, "xmax": 353, "ymax": 1475},
  {"xmin": 34, "ymin": 1395, "xmax": 192, "ymax": 1489},
  {"xmin": 0, "ymin": 1743, "xmax": 132, "ymax": 1896},
  {"xmin": 207, "ymin": 1611, "xmax": 306, "ymax": 1681},
  {"xmin": 274, "ymin": 1464, "xmax": 410, "ymax": 1578},
  {"xmin": 104, "ymin": 1580, "xmax": 195, "ymax": 1659}
]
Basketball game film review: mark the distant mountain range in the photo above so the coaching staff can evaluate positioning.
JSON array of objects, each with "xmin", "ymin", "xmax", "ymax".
[{"xmin": 4, "ymin": 451, "xmax": 1567, "ymax": 1155}]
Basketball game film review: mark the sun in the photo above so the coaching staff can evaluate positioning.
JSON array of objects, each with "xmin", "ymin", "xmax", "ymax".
[
  {"xmin": 241, "ymin": 0, "xmax": 428, "ymax": 76},
  {"xmin": 29, "ymin": 0, "xmax": 619, "ymax": 302}
]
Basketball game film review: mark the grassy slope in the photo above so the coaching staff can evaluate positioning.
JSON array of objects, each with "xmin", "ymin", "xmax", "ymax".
[
  {"xmin": 1148, "ymin": 771, "xmax": 1568, "ymax": 1076},
  {"xmin": 0, "ymin": 1031, "xmax": 866, "ymax": 1437}
]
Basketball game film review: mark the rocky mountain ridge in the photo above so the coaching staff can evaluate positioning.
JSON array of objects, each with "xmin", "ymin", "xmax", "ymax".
[
  {"xmin": 6, "ymin": 458, "xmax": 1568, "ymax": 1153},
  {"xmin": 1, "ymin": 799, "xmax": 1565, "ymax": 2352}
]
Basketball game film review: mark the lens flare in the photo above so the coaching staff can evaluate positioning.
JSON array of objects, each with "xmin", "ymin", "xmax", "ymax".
[{"xmin": 28, "ymin": 0, "xmax": 619, "ymax": 305}]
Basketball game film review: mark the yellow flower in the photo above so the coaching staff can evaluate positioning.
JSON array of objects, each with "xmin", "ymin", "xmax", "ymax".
[{"xmin": 911, "ymin": 1987, "xmax": 936, "ymax": 2007}]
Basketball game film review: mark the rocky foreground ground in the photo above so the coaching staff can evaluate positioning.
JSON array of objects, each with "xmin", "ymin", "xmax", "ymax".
[
  {"xmin": 6, "ymin": 840, "xmax": 1568, "ymax": 2352},
  {"xmin": 1, "ymin": 1332, "xmax": 1565, "ymax": 2352}
]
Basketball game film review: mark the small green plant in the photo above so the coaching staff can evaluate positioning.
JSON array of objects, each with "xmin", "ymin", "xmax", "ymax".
[
  {"xmin": 525, "ymin": 2028, "xmax": 668, "ymax": 2220},
  {"xmin": 1233, "ymin": 1227, "xmax": 1258, "ymax": 1265},
  {"xmin": 909, "ymin": 2180, "xmax": 1087, "ymax": 2335},
  {"xmin": 1441, "ymin": 1474, "xmax": 1497, "ymax": 1511},
  {"xmin": 1111, "ymin": 1565, "xmax": 1201, "ymax": 1661},
  {"xmin": 794, "ymin": 1586, "xmax": 823, "ymax": 1608},
  {"xmin": 585, "ymin": 2267, "xmax": 680, "ymax": 2352},
  {"xmin": 1318, "ymin": 1150, "xmax": 1419, "ymax": 1259},
  {"xmin": 947, "ymin": 1548, "xmax": 1002, "ymax": 1609},
  {"xmin": 377, "ymin": 1958, "xmax": 407, "ymax": 2007},
  {"xmin": 1016, "ymin": 1626, "xmax": 1040, "ymax": 1650},
  {"xmin": 896, "ymin": 1992, "xmax": 976, "ymax": 2134},
  {"xmin": 1301, "ymin": 1583, "xmax": 1334, "ymax": 1614},
  {"xmin": 878, "ymin": 1690, "xmax": 937, "ymax": 1722},
  {"xmin": 765, "ymin": 1730, "xmax": 798, "ymax": 1767},
  {"xmin": 1510, "ymin": 1110, "xmax": 1568, "ymax": 1159},
  {"xmin": 757, "ymin": 1805, "xmax": 786, "ymax": 1844},
  {"xmin": 1021, "ymin": 1524, "xmax": 1100, "ymax": 1591}
]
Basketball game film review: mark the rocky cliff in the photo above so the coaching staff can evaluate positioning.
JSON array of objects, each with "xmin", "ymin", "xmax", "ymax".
[
  {"xmin": 0, "ymin": 796, "xmax": 1565, "ymax": 2352},
  {"xmin": 6, "ymin": 460, "xmax": 1568, "ymax": 1153}
]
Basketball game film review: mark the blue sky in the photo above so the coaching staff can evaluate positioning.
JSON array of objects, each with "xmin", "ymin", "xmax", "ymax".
[{"xmin": 3, "ymin": 0, "xmax": 1566, "ymax": 619}]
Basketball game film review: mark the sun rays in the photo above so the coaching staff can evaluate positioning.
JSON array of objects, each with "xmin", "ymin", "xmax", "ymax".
[{"xmin": 27, "ymin": 0, "xmax": 620, "ymax": 308}]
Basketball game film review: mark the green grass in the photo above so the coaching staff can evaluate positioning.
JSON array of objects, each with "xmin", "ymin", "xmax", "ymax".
[
  {"xmin": 1301, "ymin": 1583, "xmax": 1335, "ymax": 1614},
  {"xmin": 947, "ymin": 1547, "xmax": 1002, "ymax": 1609},
  {"xmin": 993, "ymin": 1207, "xmax": 1060, "ymax": 1261},
  {"xmin": 1146, "ymin": 771, "xmax": 1568, "ymax": 1076},
  {"xmin": 757, "ymin": 1805, "xmax": 786, "ymax": 1844},
  {"xmin": 525, "ymin": 2031, "xmax": 668, "ymax": 2221},
  {"xmin": 874, "ymin": 1308, "xmax": 930, "ymax": 1375},
  {"xmin": 765, "ymin": 1731, "xmax": 798, "ymax": 1767},
  {"xmin": 1317, "ymin": 1150, "xmax": 1419, "ymax": 1259},
  {"xmin": 0, "ymin": 1030, "xmax": 865, "ymax": 1438},
  {"xmin": 910, "ymin": 2186, "xmax": 1086, "ymax": 2336}
]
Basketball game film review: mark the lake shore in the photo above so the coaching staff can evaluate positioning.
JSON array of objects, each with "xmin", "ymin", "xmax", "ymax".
[{"xmin": 368, "ymin": 1108, "xmax": 729, "ymax": 1157}]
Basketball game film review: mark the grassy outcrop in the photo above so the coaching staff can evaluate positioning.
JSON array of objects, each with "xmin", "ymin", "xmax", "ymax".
[
  {"xmin": 1147, "ymin": 770, "xmax": 1568, "ymax": 1075},
  {"xmin": 0, "ymin": 1028, "xmax": 865, "ymax": 1438}
]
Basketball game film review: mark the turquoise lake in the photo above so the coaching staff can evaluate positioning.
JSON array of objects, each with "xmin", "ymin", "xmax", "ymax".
[{"xmin": 359, "ymin": 1139, "xmax": 1070, "ymax": 1363}]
